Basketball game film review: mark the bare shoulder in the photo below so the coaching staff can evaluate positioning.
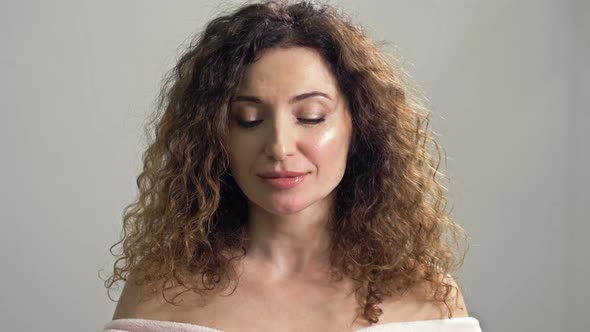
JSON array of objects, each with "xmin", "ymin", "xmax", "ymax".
[
  {"xmin": 111, "ymin": 271, "xmax": 199, "ymax": 321},
  {"xmin": 111, "ymin": 272, "xmax": 162, "ymax": 320},
  {"xmin": 439, "ymin": 273, "xmax": 469, "ymax": 317},
  {"xmin": 378, "ymin": 273, "xmax": 469, "ymax": 323}
]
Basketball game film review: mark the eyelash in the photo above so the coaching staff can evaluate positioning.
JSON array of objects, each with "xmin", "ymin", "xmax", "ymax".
[{"xmin": 237, "ymin": 118, "xmax": 325, "ymax": 128}]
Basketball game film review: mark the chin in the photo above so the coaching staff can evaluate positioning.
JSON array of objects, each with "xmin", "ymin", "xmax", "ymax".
[
  {"xmin": 255, "ymin": 196, "xmax": 315, "ymax": 216},
  {"xmin": 266, "ymin": 201, "xmax": 311, "ymax": 216}
]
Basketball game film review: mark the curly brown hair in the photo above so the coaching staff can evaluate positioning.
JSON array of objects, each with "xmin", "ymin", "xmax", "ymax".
[{"xmin": 101, "ymin": 0, "xmax": 470, "ymax": 325}]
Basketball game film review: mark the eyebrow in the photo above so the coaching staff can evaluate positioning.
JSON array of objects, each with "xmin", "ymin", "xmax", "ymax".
[{"xmin": 231, "ymin": 91, "xmax": 332, "ymax": 105}]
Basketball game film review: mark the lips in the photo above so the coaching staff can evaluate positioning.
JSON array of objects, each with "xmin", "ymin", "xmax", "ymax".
[
  {"xmin": 256, "ymin": 170, "xmax": 309, "ymax": 189},
  {"xmin": 259, "ymin": 173, "xmax": 308, "ymax": 189},
  {"xmin": 258, "ymin": 170, "xmax": 309, "ymax": 179}
]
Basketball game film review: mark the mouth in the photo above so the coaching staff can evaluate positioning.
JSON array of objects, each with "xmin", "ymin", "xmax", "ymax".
[
  {"xmin": 258, "ymin": 173, "xmax": 308, "ymax": 189},
  {"xmin": 258, "ymin": 170, "xmax": 309, "ymax": 178}
]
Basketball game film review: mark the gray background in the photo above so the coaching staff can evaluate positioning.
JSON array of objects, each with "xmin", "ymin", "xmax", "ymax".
[{"xmin": 1, "ymin": 0, "xmax": 588, "ymax": 331}]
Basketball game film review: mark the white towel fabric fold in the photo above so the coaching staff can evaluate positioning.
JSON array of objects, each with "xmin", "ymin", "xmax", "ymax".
[{"xmin": 103, "ymin": 317, "xmax": 482, "ymax": 332}]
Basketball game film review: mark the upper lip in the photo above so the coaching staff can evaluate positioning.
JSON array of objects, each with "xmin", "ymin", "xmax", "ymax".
[{"xmin": 258, "ymin": 170, "xmax": 308, "ymax": 178}]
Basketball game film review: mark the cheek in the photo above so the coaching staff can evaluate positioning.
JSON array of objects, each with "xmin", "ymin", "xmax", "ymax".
[
  {"xmin": 227, "ymin": 133, "xmax": 256, "ymax": 173},
  {"xmin": 304, "ymin": 125, "xmax": 351, "ymax": 171}
]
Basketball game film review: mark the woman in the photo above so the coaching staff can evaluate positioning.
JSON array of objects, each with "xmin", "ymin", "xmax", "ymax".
[{"xmin": 102, "ymin": 1, "xmax": 482, "ymax": 331}]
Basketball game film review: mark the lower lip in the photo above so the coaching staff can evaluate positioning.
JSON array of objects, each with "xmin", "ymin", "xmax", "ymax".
[{"xmin": 260, "ymin": 174, "xmax": 307, "ymax": 189}]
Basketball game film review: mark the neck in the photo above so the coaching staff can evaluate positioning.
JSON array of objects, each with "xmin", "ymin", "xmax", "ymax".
[{"xmin": 244, "ymin": 194, "xmax": 335, "ymax": 282}]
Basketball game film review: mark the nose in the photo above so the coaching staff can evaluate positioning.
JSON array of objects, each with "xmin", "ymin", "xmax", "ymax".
[{"xmin": 264, "ymin": 115, "xmax": 296, "ymax": 161}]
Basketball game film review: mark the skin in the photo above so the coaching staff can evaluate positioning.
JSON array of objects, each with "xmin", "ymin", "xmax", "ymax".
[{"xmin": 227, "ymin": 46, "xmax": 353, "ymax": 283}]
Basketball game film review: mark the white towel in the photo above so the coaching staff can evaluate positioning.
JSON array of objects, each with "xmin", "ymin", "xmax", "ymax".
[{"xmin": 103, "ymin": 317, "xmax": 483, "ymax": 332}]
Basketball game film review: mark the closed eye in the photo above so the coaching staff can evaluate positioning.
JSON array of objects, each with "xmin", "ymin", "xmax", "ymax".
[
  {"xmin": 236, "ymin": 118, "xmax": 325, "ymax": 128},
  {"xmin": 298, "ymin": 118, "xmax": 325, "ymax": 125},
  {"xmin": 237, "ymin": 119, "xmax": 263, "ymax": 128}
]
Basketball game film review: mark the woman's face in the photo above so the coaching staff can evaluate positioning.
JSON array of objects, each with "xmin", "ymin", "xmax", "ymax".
[{"xmin": 227, "ymin": 46, "xmax": 352, "ymax": 215}]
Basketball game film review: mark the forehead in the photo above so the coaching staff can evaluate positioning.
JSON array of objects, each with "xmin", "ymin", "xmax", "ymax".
[{"xmin": 237, "ymin": 47, "xmax": 340, "ymax": 97}]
